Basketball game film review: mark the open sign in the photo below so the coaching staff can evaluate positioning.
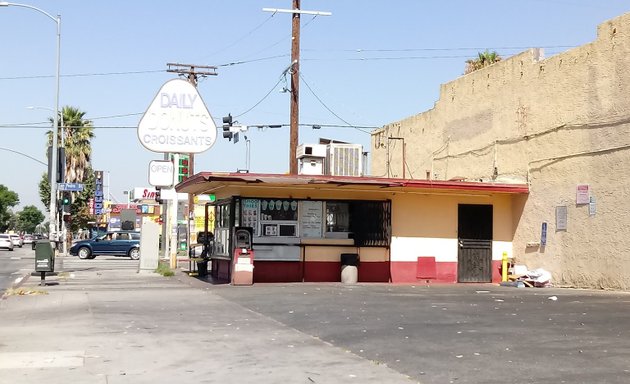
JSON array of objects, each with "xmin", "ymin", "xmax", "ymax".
[{"xmin": 148, "ymin": 160, "xmax": 174, "ymax": 187}]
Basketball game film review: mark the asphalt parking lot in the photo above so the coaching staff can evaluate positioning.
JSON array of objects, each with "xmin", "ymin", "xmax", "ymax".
[{"xmin": 209, "ymin": 282, "xmax": 630, "ymax": 384}]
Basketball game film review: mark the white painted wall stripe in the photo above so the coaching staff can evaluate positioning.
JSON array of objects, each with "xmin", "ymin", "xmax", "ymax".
[
  {"xmin": 391, "ymin": 237, "xmax": 458, "ymax": 262},
  {"xmin": 392, "ymin": 237, "xmax": 513, "ymax": 262}
]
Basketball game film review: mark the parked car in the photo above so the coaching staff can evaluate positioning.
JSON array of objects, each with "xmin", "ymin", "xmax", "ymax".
[
  {"xmin": 0, "ymin": 234, "xmax": 14, "ymax": 251},
  {"xmin": 9, "ymin": 234, "xmax": 23, "ymax": 248},
  {"xmin": 23, "ymin": 234, "xmax": 34, "ymax": 244},
  {"xmin": 69, "ymin": 231, "xmax": 141, "ymax": 260}
]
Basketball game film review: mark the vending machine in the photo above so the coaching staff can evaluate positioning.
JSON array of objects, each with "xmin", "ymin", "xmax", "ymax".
[{"xmin": 231, "ymin": 227, "xmax": 254, "ymax": 285}]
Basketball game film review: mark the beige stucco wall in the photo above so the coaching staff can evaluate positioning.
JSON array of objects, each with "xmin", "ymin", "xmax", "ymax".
[
  {"xmin": 390, "ymin": 193, "xmax": 514, "ymax": 263},
  {"xmin": 371, "ymin": 13, "xmax": 630, "ymax": 289},
  {"xmin": 212, "ymin": 184, "xmax": 518, "ymax": 268}
]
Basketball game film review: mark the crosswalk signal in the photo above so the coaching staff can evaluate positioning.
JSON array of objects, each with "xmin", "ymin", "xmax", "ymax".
[{"xmin": 222, "ymin": 114, "xmax": 233, "ymax": 140}]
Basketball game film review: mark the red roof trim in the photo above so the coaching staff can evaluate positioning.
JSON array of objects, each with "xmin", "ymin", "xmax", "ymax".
[{"xmin": 177, "ymin": 172, "xmax": 529, "ymax": 194}]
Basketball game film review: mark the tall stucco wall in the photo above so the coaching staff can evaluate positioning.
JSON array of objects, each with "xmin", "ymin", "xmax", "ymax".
[{"xmin": 371, "ymin": 13, "xmax": 630, "ymax": 289}]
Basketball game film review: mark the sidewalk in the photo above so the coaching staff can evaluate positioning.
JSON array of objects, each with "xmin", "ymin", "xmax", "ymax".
[{"xmin": 0, "ymin": 257, "xmax": 417, "ymax": 384}]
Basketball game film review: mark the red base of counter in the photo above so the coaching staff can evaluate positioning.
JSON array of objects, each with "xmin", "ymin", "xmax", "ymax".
[
  {"xmin": 390, "ymin": 260, "xmax": 503, "ymax": 283},
  {"xmin": 213, "ymin": 259, "xmax": 502, "ymax": 284}
]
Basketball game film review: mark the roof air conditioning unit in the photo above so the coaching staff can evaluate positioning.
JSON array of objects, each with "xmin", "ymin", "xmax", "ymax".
[
  {"xmin": 297, "ymin": 144, "xmax": 327, "ymax": 175},
  {"xmin": 297, "ymin": 144, "xmax": 326, "ymax": 159},
  {"xmin": 326, "ymin": 144, "xmax": 363, "ymax": 177}
]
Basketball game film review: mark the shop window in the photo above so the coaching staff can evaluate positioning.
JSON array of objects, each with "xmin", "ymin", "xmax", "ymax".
[
  {"xmin": 260, "ymin": 199, "xmax": 298, "ymax": 221},
  {"xmin": 324, "ymin": 200, "xmax": 390, "ymax": 246},
  {"xmin": 349, "ymin": 200, "xmax": 391, "ymax": 247},
  {"xmin": 214, "ymin": 202, "xmax": 232, "ymax": 256},
  {"xmin": 326, "ymin": 202, "xmax": 350, "ymax": 233}
]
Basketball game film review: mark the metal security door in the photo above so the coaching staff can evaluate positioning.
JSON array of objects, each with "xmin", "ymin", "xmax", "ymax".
[{"xmin": 457, "ymin": 204, "xmax": 493, "ymax": 283}]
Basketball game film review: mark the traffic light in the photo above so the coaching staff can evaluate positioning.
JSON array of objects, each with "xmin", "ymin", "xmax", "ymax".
[
  {"xmin": 47, "ymin": 147, "xmax": 66, "ymax": 183},
  {"xmin": 178, "ymin": 155, "xmax": 190, "ymax": 182},
  {"xmin": 222, "ymin": 114, "xmax": 233, "ymax": 140},
  {"xmin": 61, "ymin": 191, "xmax": 72, "ymax": 214},
  {"xmin": 61, "ymin": 191, "xmax": 71, "ymax": 205},
  {"xmin": 155, "ymin": 186, "xmax": 163, "ymax": 204}
]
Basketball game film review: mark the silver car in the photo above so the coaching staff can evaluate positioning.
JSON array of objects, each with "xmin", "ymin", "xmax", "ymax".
[
  {"xmin": 0, "ymin": 234, "xmax": 14, "ymax": 251},
  {"xmin": 9, "ymin": 234, "xmax": 23, "ymax": 248}
]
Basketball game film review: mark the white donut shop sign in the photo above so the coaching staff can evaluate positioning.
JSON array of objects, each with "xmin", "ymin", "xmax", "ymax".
[{"xmin": 137, "ymin": 78, "xmax": 217, "ymax": 153}]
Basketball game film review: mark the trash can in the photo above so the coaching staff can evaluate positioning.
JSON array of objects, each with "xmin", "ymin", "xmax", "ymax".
[
  {"xmin": 196, "ymin": 259, "xmax": 208, "ymax": 277},
  {"xmin": 35, "ymin": 241, "xmax": 55, "ymax": 273},
  {"xmin": 340, "ymin": 253, "xmax": 359, "ymax": 284}
]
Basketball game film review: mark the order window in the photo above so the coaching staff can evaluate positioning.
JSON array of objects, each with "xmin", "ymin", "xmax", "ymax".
[{"xmin": 326, "ymin": 202, "xmax": 350, "ymax": 232}]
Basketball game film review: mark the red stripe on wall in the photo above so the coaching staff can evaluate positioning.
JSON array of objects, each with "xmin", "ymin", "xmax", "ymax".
[
  {"xmin": 359, "ymin": 261, "xmax": 390, "ymax": 282},
  {"xmin": 491, "ymin": 260, "xmax": 502, "ymax": 283},
  {"xmin": 253, "ymin": 261, "xmax": 302, "ymax": 283},
  {"xmin": 391, "ymin": 261, "xmax": 457, "ymax": 283},
  {"xmin": 302, "ymin": 261, "xmax": 390, "ymax": 283},
  {"xmin": 303, "ymin": 261, "xmax": 339, "ymax": 282},
  {"xmin": 217, "ymin": 259, "xmax": 495, "ymax": 284},
  {"xmin": 212, "ymin": 259, "xmax": 231, "ymax": 281}
]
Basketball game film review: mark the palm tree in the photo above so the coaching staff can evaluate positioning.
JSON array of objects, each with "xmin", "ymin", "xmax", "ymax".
[
  {"xmin": 46, "ymin": 106, "xmax": 95, "ymax": 184},
  {"xmin": 464, "ymin": 50, "xmax": 502, "ymax": 74},
  {"xmin": 42, "ymin": 106, "xmax": 95, "ymax": 242}
]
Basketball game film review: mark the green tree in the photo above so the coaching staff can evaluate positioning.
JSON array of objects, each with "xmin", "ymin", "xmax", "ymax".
[
  {"xmin": 52, "ymin": 106, "xmax": 95, "ymax": 184},
  {"xmin": 16, "ymin": 205, "xmax": 45, "ymax": 234},
  {"xmin": 464, "ymin": 50, "xmax": 502, "ymax": 74},
  {"xmin": 0, "ymin": 185, "xmax": 19, "ymax": 232},
  {"xmin": 39, "ymin": 106, "xmax": 96, "ymax": 237},
  {"xmin": 67, "ymin": 167, "xmax": 96, "ymax": 232},
  {"xmin": 38, "ymin": 172, "xmax": 51, "ymax": 212}
]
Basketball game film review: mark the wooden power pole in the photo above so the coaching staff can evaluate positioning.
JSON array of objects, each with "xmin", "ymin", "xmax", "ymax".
[
  {"xmin": 289, "ymin": 0, "xmax": 301, "ymax": 175},
  {"xmin": 263, "ymin": 3, "xmax": 331, "ymax": 175},
  {"xmin": 167, "ymin": 63, "xmax": 218, "ymax": 180},
  {"xmin": 165, "ymin": 63, "xmax": 217, "ymax": 264}
]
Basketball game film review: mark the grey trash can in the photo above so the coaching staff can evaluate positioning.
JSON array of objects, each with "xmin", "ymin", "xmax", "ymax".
[
  {"xmin": 35, "ymin": 241, "xmax": 55, "ymax": 273},
  {"xmin": 196, "ymin": 259, "xmax": 208, "ymax": 277},
  {"xmin": 340, "ymin": 253, "xmax": 359, "ymax": 284}
]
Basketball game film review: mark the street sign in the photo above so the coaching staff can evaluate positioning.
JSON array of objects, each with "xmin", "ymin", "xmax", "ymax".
[
  {"xmin": 58, "ymin": 183, "xmax": 84, "ymax": 191},
  {"xmin": 137, "ymin": 79, "xmax": 217, "ymax": 154},
  {"xmin": 148, "ymin": 160, "xmax": 174, "ymax": 187}
]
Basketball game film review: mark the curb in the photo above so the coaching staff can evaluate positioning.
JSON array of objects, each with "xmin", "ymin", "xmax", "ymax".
[{"xmin": 0, "ymin": 271, "xmax": 32, "ymax": 301}]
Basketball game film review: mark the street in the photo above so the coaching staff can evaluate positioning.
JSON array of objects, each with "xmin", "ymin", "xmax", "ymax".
[
  {"xmin": 0, "ymin": 245, "xmax": 34, "ymax": 296},
  {"xmin": 210, "ymin": 283, "xmax": 630, "ymax": 384},
  {"xmin": 2, "ymin": 258, "xmax": 630, "ymax": 383}
]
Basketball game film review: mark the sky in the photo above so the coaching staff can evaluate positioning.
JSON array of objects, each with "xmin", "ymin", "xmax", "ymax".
[{"xmin": 1, "ymin": 0, "xmax": 629, "ymax": 213}]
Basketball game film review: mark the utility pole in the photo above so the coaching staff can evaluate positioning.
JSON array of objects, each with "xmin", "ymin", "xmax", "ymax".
[
  {"xmin": 167, "ymin": 63, "xmax": 218, "ymax": 181},
  {"xmin": 165, "ymin": 63, "xmax": 218, "ymax": 268},
  {"xmin": 289, "ymin": 0, "xmax": 300, "ymax": 175},
  {"xmin": 263, "ymin": 3, "xmax": 331, "ymax": 174}
]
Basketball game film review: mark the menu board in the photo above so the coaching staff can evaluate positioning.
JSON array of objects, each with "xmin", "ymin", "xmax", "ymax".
[
  {"xmin": 260, "ymin": 199, "xmax": 298, "ymax": 221},
  {"xmin": 299, "ymin": 201, "xmax": 323, "ymax": 238},
  {"xmin": 241, "ymin": 199, "xmax": 259, "ymax": 236}
]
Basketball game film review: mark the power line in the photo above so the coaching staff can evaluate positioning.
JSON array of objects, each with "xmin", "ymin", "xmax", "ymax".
[
  {"xmin": 0, "ymin": 69, "xmax": 164, "ymax": 81},
  {"xmin": 0, "ymin": 122, "xmax": 380, "ymax": 130},
  {"xmin": 217, "ymin": 54, "xmax": 289, "ymax": 67},
  {"xmin": 233, "ymin": 63, "xmax": 293, "ymax": 118},
  {"xmin": 235, "ymin": 15, "xmax": 320, "ymax": 62},
  {"xmin": 0, "ymin": 146, "xmax": 47, "ymax": 166},
  {"xmin": 203, "ymin": 13, "xmax": 278, "ymax": 59},
  {"xmin": 302, "ymin": 45, "xmax": 577, "ymax": 53},
  {"xmin": 90, "ymin": 112, "xmax": 143, "ymax": 120},
  {"xmin": 0, "ymin": 45, "xmax": 576, "ymax": 81},
  {"xmin": 299, "ymin": 73, "xmax": 371, "ymax": 134}
]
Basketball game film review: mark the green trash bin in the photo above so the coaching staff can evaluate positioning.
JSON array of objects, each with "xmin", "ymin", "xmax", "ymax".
[{"xmin": 35, "ymin": 241, "xmax": 55, "ymax": 273}]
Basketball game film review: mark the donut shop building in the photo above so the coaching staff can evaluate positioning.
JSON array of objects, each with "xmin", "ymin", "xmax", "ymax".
[{"xmin": 176, "ymin": 172, "xmax": 528, "ymax": 284}]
